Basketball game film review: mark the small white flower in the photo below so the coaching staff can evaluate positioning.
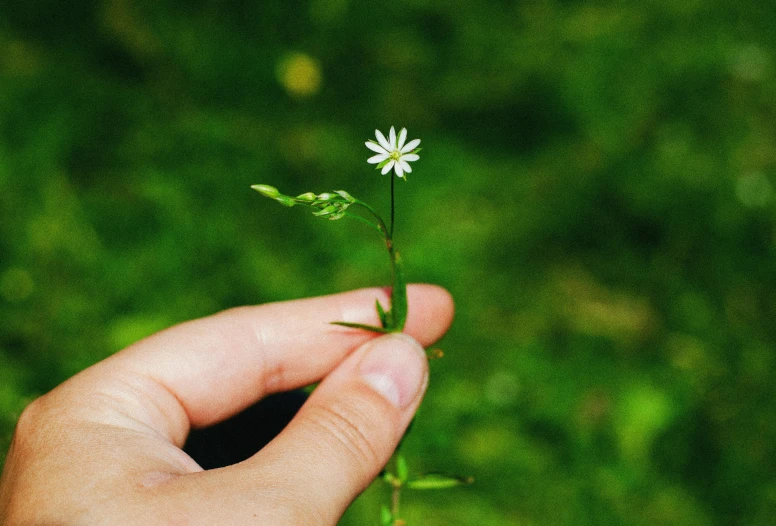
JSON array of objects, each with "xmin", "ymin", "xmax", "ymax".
[{"xmin": 365, "ymin": 126, "xmax": 421, "ymax": 179}]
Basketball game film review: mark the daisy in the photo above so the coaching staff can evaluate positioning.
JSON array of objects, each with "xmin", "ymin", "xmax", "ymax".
[{"xmin": 365, "ymin": 126, "xmax": 421, "ymax": 179}]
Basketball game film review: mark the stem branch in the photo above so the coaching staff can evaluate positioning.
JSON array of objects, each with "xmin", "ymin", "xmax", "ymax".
[{"xmin": 352, "ymin": 199, "xmax": 392, "ymax": 250}]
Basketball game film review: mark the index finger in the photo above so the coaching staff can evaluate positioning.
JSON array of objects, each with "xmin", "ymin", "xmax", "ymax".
[{"xmin": 83, "ymin": 285, "xmax": 453, "ymax": 446}]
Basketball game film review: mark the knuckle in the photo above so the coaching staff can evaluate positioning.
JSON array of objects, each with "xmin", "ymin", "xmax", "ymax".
[
  {"xmin": 10, "ymin": 393, "xmax": 71, "ymax": 458},
  {"xmin": 308, "ymin": 398, "xmax": 384, "ymax": 473},
  {"xmin": 12, "ymin": 396, "xmax": 47, "ymax": 446}
]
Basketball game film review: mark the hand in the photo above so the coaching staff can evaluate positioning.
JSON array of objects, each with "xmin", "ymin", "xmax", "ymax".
[{"xmin": 0, "ymin": 285, "xmax": 454, "ymax": 524}]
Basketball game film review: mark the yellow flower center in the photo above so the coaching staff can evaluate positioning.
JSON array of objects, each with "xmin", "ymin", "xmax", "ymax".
[{"xmin": 390, "ymin": 150, "xmax": 401, "ymax": 161}]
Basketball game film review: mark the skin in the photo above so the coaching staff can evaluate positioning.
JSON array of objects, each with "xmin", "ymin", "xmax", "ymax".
[{"xmin": 0, "ymin": 285, "xmax": 454, "ymax": 525}]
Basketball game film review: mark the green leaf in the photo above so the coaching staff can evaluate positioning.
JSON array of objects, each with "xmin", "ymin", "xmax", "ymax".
[
  {"xmin": 390, "ymin": 251, "xmax": 408, "ymax": 331},
  {"xmin": 396, "ymin": 454, "xmax": 409, "ymax": 483},
  {"xmin": 330, "ymin": 321, "xmax": 392, "ymax": 334},
  {"xmin": 376, "ymin": 300, "xmax": 389, "ymax": 329},
  {"xmin": 381, "ymin": 505, "xmax": 393, "ymax": 526},
  {"xmin": 405, "ymin": 473, "xmax": 474, "ymax": 490},
  {"xmin": 376, "ymin": 159, "xmax": 390, "ymax": 170},
  {"xmin": 411, "ymin": 148, "xmax": 422, "ymax": 154}
]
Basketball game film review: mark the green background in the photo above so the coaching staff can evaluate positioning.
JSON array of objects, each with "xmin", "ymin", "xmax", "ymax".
[{"xmin": 2, "ymin": 1, "xmax": 776, "ymax": 524}]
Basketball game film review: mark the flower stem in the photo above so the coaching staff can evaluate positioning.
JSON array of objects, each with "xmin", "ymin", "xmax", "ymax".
[{"xmin": 390, "ymin": 173, "xmax": 395, "ymax": 240}]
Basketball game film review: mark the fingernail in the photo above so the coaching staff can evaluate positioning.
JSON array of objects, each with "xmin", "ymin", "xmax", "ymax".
[{"xmin": 359, "ymin": 334, "xmax": 428, "ymax": 409}]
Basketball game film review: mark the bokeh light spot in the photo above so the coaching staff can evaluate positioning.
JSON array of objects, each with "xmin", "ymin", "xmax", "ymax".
[{"xmin": 276, "ymin": 52, "xmax": 323, "ymax": 98}]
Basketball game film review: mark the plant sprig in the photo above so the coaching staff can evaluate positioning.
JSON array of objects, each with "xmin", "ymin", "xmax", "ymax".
[
  {"xmin": 379, "ymin": 453, "xmax": 473, "ymax": 525},
  {"xmin": 253, "ymin": 127, "xmax": 470, "ymax": 525},
  {"xmin": 251, "ymin": 184, "xmax": 407, "ymax": 333}
]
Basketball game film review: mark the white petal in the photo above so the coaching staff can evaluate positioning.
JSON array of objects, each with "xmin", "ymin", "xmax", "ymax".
[
  {"xmin": 389, "ymin": 127, "xmax": 397, "ymax": 149},
  {"xmin": 397, "ymin": 128, "xmax": 407, "ymax": 150},
  {"xmin": 375, "ymin": 129, "xmax": 392, "ymax": 151},
  {"xmin": 394, "ymin": 162, "xmax": 404, "ymax": 178},
  {"xmin": 401, "ymin": 153, "xmax": 419, "ymax": 162},
  {"xmin": 366, "ymin": 141, "xmax": 388, "ymax": 154},
  {"xmin": 400, "ymin": 138, "xmax": 420, "ymax": 153},
  {"xmin": 367, "ymin": 153, "xmax": 389, "ymax": 164},
  {"xmin": 399, "ymin": 159, "xmax": 412, "ymax": 173},
  {"xmin": 381, "ymin": 160, "xmax": 395, "ymax": 175}
]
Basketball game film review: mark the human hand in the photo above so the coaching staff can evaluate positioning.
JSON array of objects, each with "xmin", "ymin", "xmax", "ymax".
[{"xmin": 0, "ymin": 285, "xmax": 454, "ymax": 524}]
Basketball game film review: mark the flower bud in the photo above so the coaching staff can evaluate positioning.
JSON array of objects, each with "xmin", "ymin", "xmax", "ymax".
[
  {"xmin": 334, "ymin": 190, "xmax": 355, "ymax": 202},
  {"xmin": 251, "ymin": 184, "xmax": 279, "ymax": 198},
  {"xmin": 275, "ymin": 196, "xmax": 296, "ymax": 207},
  {"xmin": 296, "ymin": 192, "xmax": 317, "ymax": 202},
  {"xmin": 313, "ymin": 204, "xmax": 338, "ymax": 216}
]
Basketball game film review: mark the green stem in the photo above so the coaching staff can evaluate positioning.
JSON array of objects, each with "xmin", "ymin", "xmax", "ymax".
[
  {"xmin": 348, "ymin": 197, "xmax": 406, "ymax": 332},
  {"xmin": 318, "ymin": 192, "xmax": 404, "ymax": 333},
  {"xmin": 390, "ymin": 173, "xmax": 395, "ymax": 240},
  {"xmin": 391, "ymin": 483, "xmax": 402, "ymax": 525}
]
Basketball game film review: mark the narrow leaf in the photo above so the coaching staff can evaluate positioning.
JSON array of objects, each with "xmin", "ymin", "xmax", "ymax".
[
  {"xmin": 406, "ymin": 473, "xmax": 474, "ymax": 491},
  {"xmin": 330, "ymin": 321, "xmax": 392, "ymax": 334},
  {"xmin": 396, "ymin": 454, "xmax": 409, "ymax": 483},
  {"xmin": 381, "ymin": 505, "xmax": 393, "ymax": 526},
  {"xmin": 376, "ymin": 299, "xmax": 389, "ymax": 329}
]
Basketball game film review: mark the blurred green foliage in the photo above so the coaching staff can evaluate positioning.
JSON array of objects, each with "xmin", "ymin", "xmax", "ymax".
[{"xmin": 2, "ymin": 0, "xmax": 776, "ymax": 524}]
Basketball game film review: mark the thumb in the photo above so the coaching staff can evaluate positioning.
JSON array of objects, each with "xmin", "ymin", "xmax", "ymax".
[{"xmin": 252, "ymin": 333, "xmax": 429, "ymax": 524}]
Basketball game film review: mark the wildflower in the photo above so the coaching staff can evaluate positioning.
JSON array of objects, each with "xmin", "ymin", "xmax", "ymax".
[{"xmin": 365, "ymin": 127, "xmax": 420, "ymax": 179}]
